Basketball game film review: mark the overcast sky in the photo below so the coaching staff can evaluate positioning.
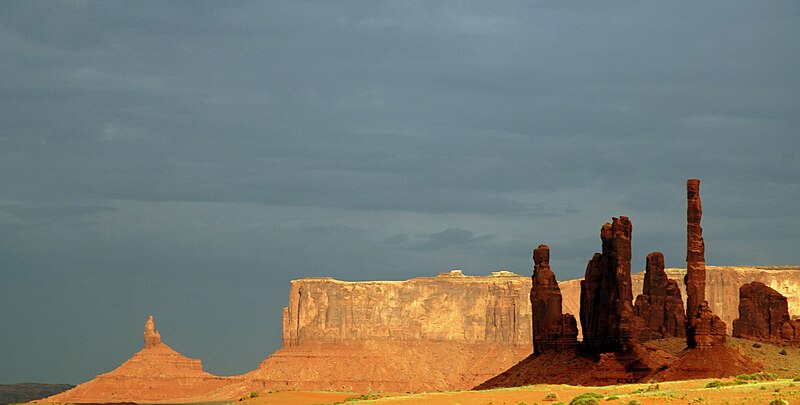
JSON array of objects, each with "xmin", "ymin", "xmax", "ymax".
[{"xmin": 1, "ymin": 1, "xmax": 799, "ymax": 384}]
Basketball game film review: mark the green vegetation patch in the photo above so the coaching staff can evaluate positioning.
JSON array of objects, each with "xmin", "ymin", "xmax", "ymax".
[
  {"xmin": 735, "ymin": 372, "xmax": 778, "ymax": 382},
  {"xmin": 570, "ymin": 392, "xmax": 604, "ymax": 405}
]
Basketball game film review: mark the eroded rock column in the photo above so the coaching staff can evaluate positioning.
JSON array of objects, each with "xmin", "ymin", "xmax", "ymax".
[
  {"xmin": 685, "ymin": 179, "xmax": 726, "ymax": 348},
  {"xmin": 144, "ymin": 314, "xmax": 162, "ymax": 348},
  {"xmin": 634, "ymin": 252, "xmax": 686, "ymax": 340},
  {"xmin": 531, "ymin": 244, "xmax": 578, "ymax": 354},
  {"xmin": 580, "ymin": 216, "xmax": 637, "ymax": 354}
]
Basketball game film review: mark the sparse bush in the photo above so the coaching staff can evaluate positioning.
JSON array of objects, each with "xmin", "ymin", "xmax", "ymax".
[
  {"xmin": 247, "ymin": 392, "xmax": 259, "ymax": 398},
  {"xmin": 794, "ymin": 376, "xmax": 800, "ymax": 381},
  {"xmin": 624, "ymin": 401, "xmax": 642, "ymax": 405},
  {"xmin": 736, "ymin": 372, "xmax": 778, "ymax": 382},
  {"xmin": 605, "ymin": 396, "xmax": 619, "ymax": 401},
  {"xmin": 544, "ymin": 392, "xmax": 559, "ymax": 401},
  {"xmin": 779, "ymin": 349, "xmax": 788, "ymax": 355},
  {"xmin": 705, "ymin": 380, "xmax": 727, "ymax": 388},
  {"xmin": 752, "ymin": 342, "xmax": 762, "ymax": 348},
  {"xmin": 570, "ymin": 392, "xmax": 604, "ymax": 405},
  {"xmin": 768, "ymin": 400, "xmax": 788, "ymax": 405}
]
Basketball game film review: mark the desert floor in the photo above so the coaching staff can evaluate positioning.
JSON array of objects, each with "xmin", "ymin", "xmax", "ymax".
[{"xmin": 236, "ymin": 378, "xmax": 800, "ymax": 404}]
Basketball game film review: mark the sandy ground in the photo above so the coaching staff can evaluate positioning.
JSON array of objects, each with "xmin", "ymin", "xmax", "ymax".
[{"xmin": 236, "ymin": 378, "xmax": 800, "ymax": 405}]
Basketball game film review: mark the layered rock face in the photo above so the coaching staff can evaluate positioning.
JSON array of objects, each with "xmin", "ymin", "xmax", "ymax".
[
  {"xmin": 732, "ymin": 281, "xmax": 800, "ymax": 344},
  {"xmin": 48, "ymin": 316, "xmax": 234, "ymax": 403},
  {"xmin": 634, "ymin": 252, "xmax": 686, "ymax": 340},
  {"xmin": 685, "ymin": 179, "xmax": 726, "ymax": 348},
  {"xmin": 531, "ymin": 244, "xmax": 578, "ymax": 354},
  {"xmin": 579, "ymin": 216, "xmax": 637, "ymax": 353},
  {"xmin": 251, "ymin": 272, "xmax": 533, "ymax": 393}
]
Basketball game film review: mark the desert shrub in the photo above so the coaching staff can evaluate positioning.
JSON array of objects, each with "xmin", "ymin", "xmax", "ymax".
[
  {"xmin": 794, "ymin": 376, "xmax": 800, "ymax": 381},
  {"xmin": 705, "ymin": 380, "xmax": 727, "ymax": 388},
  {"xmin": 768, "ymin": 400, "xmax": 788, "ymax": 405},
  {"xmin": 544, "ymin": 392, "xmax": 559, "ymax": 401},
  {"xmin": 624, "ymin": 401, "xmax": 641, "ymax": 405},
  {"xmin": 605, "ymin": 396, "xmax": 619, "ymax": 401},
  {"xmin": 736, "ymin": 372, "xmax": 777, "ymax": 381},
  {"xmin": 779, "ymin": 349, "xmax": 788, "ymax": 355},
  {"xmin": 570, "ymin": 392, "xmax": 604, "ymax": 405},
  {"xmin": 752, "ymin": 342, "xmax": 762, "ymax": 348}
]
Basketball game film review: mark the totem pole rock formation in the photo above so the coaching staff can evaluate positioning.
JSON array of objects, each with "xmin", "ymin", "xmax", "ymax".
[
  {"xmin": 530, "ymin": 244, "xmax": 578, "ymax": 354},
  {"xmin": 580, "ymin": 216, "xmax": 638, "ymax": 354},
  {"xmin": 685, "ymin": 179, "xmax": 726, "ymax": 348},
  {"xmin": 634, "ymin": 252, "xmax": 686, "ymax": 341},
  {"xmin": 144, "ymin": 314, "xmax": 162, "ymax": 348},
  {"xmin": 732, "ymin": 281, "xmax": 800, "ymax": 344}
]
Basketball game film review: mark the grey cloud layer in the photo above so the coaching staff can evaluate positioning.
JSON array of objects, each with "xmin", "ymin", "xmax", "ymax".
[{"xmin": 1, "ymin": 0, "xmax": 799, "ymax": 384}]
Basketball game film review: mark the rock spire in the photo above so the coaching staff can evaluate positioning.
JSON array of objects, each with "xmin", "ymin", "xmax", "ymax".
[
  {"xmin": 144, "ymin": 314, "xmax": 162, "ymax": 348},
  {"xmin": 580, "ymin": 216, "xmax": 637, "ymax": 354},
  {"xmin": 530, "ymin": 244, "xmax": 578, "ymax": 354},
  {"xmin": 684, "ymin": 179, "xmax": 726, "ymax": 348},
  {"xmin": 634, "ymin": 252, "xmax": 686, "ymax": 340}
]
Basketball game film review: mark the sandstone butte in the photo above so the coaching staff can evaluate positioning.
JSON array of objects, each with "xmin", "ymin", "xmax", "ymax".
[
  {"xmin": 47, "ymin": 315, "xmax": 234, "ymax": 403},
  {"xmin": 733, "ymin": 281, "xmax": 800, "ymax": 344}
]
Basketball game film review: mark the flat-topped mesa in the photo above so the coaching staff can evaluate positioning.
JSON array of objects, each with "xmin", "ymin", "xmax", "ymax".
[
  {"xmin": 685, "ymin": 179, "xmax": 726, "ymax": 348},
  {"xmin": 144, "ymin": 314, "xmax": 162, "ymax": 348},
  {"xmin": 531, "ymin": 244, "xmax": 578, "ymax": 354},
  {"xmin": 634, "ymin": 252, "xmax": 686, "ymax": 341},
  {"xmin": 732, "ymin": 281, "xmax": 800, "ymax": 344},
  {"xmin": 580, "ymin": 216, "xmax": 637, "ymax": 354}
]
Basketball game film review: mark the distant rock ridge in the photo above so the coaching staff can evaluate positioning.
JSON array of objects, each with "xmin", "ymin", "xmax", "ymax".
[{"xmin": 560, "ymin": 266, "xmax": 800, "ymax": 338}]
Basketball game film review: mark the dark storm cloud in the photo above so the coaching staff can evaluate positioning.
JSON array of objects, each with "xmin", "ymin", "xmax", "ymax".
[{"xmin": 1, "ymin": 0, "xmax": 799, "ymax": 384}]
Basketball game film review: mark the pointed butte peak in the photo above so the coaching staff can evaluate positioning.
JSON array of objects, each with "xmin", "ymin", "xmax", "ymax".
[{"xmin": 144, "ymin": 314, "xmax": 162, "ymax": 348}]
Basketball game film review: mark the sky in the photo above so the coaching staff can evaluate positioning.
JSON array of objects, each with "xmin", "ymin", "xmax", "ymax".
[{"xmin": 1, "ymin": 1, "xmax": 799, "ymax": 385}]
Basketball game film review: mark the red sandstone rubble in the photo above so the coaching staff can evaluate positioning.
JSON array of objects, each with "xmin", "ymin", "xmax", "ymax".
[
  {"xmin": 530, "ymin": 244, "xmax": 578, "ymax": 354},
  {"xmin": 580, "ymin": 216, "xmax": 638, "ymax": 354},
  {"xmin": 685, "ymin": 179, "xmax": 726, "ymax": 348},
  {"xmin": 634, "ymin": 252, "xmax": 686, "ymax": 340},
  {"xmin": 733, "ymin": 281, "xmax": 800, "ymax": 344}
]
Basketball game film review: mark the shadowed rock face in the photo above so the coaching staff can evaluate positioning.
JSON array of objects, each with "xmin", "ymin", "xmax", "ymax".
[
  {"xmin": 580, "ymin": 216, "xmax": 637, "ymax": 354},
  {"xmin": 634, "ymin": 252, "xmax": 686, "ymax": 340},
  {"xmin": 531, "ymin": 244, "xmax": 578, "ymax": 354},
  {"xmin": 685, "ymin": 179, "xmax": 726, "ymax": 348},
  {"xmin": 732, "ymin": 281, "xmax": 800, "ymax": 344}
]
